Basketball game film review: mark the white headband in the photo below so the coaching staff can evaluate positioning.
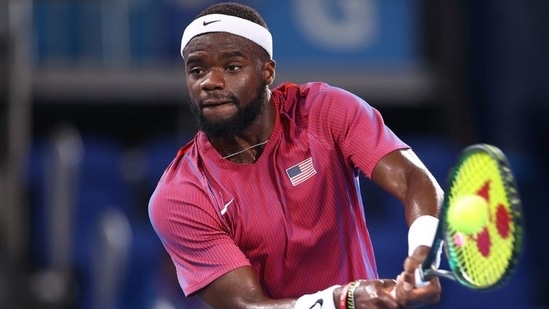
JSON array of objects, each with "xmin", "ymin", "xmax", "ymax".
[{"xmin": 180, "ymin": 14, "xmax": 273, "ymax": 59}]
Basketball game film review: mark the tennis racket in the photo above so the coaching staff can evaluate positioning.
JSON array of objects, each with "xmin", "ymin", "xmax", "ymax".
[{"xmin": 415, "ymin": 143, "xmax": 524, "ymax": 290}]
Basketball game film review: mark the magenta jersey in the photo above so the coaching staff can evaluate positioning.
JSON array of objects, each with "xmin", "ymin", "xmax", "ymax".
[{"xmin": 149, "ymin": 82, "xmax": 409, "ymax": 299}]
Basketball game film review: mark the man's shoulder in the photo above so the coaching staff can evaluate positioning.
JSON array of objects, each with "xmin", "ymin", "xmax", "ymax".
[
  {"xmin": 154, "ymin": 137, "xmax": 200, "ymax": 186},
  {"xmin": 273, "ymin": 81, "xmax": 357, "ymax": 103},
  {"xmin": 272, "ymin": 81, "xmax": 360, "ymax": 119},
  {"xmin": 271, "ymin": 81, "xmax": 339, "ymax": 95}
]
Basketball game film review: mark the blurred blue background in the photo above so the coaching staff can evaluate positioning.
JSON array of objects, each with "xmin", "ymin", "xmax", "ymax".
[{"xmin": 1, "ymin": 0, "xmax": 548, "ymax": 308}]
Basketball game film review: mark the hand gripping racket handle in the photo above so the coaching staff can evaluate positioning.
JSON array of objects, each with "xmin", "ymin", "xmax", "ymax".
[
  {"xmin": 415, "ymin": 268, "xmax": 430, "ymax": 287},
  {"xmin": 413, "ymin": 226, "xmax": 445, "ymax": 287},
  {"xmin": 415, "ymin": 266, "xmax": 457, "ymax": 287}
]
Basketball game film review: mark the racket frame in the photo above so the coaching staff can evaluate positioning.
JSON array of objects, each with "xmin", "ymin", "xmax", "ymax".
[{"xmin": 417, "ymin": 144, "xmax": 524, "ymax": 290}]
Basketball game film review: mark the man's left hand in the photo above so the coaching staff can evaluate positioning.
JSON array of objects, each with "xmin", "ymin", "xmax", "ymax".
[{"xmin": 394, "ymin": 245, "xmax": 441, "ymax": 308}]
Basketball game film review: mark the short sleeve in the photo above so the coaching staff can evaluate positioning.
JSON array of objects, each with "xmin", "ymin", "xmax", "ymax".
[
  {"xmin": 149, "ymin": 178, "xmax": 251, "ymax": 296},
  {"xmin": 305, "ymin": 83, "xmax": 409, "ymax": 178}
]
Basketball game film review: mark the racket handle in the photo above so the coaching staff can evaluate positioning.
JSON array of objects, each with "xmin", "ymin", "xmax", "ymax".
[
  {"xmin": 415, "ymin": 267, "xmax": 458, "ymax": 287},
  {"xmin": 414, "ymin": 268, "xmax": 430, "ymax": 288}
]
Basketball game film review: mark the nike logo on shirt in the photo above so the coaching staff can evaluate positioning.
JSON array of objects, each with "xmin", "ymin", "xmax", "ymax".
[
  {"xmin": 203, "ymin": 20, "xmax": 221, "ymax": 26},
  {"xmin": 220, "ymin": 198, "xmax": 234, "ymax": 215},
  {"xmin": 309, "ymin": 299, "xmax": 323, "ymax": 309}
]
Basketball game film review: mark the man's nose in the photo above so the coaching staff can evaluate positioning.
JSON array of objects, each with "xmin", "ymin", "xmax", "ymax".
[{"xmin": 201, "ymin": 69, "xmax": 225, "ymax": 91}]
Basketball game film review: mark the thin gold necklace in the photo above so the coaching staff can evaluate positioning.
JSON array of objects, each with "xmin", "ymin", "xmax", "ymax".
[{"xmin": 222, "ymin": 140, "xmax": 269, "ymax": 160}]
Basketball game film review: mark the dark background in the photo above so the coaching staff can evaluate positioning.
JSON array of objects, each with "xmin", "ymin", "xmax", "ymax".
[{"xmin": 1, "ymin": 0, "xmax": 548, "ymax": 308}]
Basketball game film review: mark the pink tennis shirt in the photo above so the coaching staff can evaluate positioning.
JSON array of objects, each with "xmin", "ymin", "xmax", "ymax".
[{"xmin": 149, "ymin": 82, "xmax": 408, "ymax": 299}]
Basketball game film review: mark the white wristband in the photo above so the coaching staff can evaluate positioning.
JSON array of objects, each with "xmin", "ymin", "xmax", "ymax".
[
  {"xmin": 294, "ymin": 285, "xmax": 340, "ymax": 309},
  {"xmin": 408, "ymin": 215, "xmax": 441, "ymax": 268}
]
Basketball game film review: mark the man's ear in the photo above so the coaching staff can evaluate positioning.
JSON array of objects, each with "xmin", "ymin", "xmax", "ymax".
[{"xmin": 264, "ymin": 60, "xmax": 276, "ymax": 85}]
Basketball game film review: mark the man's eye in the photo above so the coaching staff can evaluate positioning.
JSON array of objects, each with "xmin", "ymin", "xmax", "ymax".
[
  {"xmin": 189, "ymin": 68, "xmax": 204, "ymax": 75},
  {"xmin": 226, "ymin": 65, "xmax": 241, "ymax": 72}
]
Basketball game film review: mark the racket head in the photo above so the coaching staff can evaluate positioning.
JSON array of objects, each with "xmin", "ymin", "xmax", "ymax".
[{"xmin": 439, "ymin": 144, "xmax": 524, "ymax": 290}]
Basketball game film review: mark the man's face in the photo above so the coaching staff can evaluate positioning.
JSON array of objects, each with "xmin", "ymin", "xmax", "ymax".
[{"xmin": 183, "ymin": 32, "xmax": 269, "ymax": 137}]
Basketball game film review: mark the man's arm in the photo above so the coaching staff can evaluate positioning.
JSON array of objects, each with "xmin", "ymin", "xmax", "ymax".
[
  {"xmin": 371, "ymin": 148, "xmax": 444, "ymax": 307},
  {"xmin": 371, "ymin": 148, "xmax": 443, "ymax": 225},
  {"xmin": 197, "ymin": 266, "xmax": 296, "ymax": 308},
  {"xmin": 196, "ymin": 266, "xmax": 402, "ymax": 309}
]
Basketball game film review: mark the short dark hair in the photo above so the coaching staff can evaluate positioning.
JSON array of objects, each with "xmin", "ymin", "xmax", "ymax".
[
  {"xmin": 195, "ymin": 2, "xmax": 271, "ymax": 61},
  {"xmin": 196, "ymin": 2, "xmax": 268, "ymax": 30}
]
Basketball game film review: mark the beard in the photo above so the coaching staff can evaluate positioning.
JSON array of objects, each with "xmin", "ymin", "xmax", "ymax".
[{"xmin": 189, "ymin": 81, "xmax": 268, "ymax": 138}]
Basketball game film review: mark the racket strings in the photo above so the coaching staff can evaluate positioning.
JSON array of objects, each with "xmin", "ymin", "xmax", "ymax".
[{"xmin": 444, "ymin": 150, "xmax": 520, "ymax": 288}]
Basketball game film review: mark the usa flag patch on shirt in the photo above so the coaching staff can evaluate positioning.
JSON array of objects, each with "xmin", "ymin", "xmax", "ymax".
[{"xmin": 286, "ymin": 157, "xmax": 317, "ymax": 186}]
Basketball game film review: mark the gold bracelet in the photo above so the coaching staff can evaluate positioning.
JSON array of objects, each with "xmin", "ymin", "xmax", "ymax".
[{"xmin": 346, "ymin": 280, "xmax": 360, "ymax": 309}]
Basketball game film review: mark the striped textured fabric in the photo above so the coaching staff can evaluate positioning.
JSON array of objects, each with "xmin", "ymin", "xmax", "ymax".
[{"xmin": 149, "ymin": 82, "xmax": 409, "ymax": 298}]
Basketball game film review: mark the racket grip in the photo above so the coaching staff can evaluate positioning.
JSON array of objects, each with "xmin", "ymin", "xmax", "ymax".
[{"xmin": 414, "ymin": 267, "xmax": 430, "ymax": 288}]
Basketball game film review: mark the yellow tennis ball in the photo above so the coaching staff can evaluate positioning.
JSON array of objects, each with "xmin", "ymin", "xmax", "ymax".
[{"xmin": 448, "ymin": 195, "xmax": 489, "ymax": 234}]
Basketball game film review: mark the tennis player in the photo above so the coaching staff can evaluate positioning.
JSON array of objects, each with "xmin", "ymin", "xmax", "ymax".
[{"xmin": 149, "ymin": 2, "xmax": 443, "ymax": 308}]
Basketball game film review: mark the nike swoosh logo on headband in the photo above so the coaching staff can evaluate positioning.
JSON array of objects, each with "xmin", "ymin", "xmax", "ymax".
[{"xmin": 203, "ymin": 20, "xmax": 221, "ymax": 26}]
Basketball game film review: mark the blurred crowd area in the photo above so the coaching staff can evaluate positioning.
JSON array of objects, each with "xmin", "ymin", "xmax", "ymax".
[{"xmin": 1, "ymin": 0, "xmax": 549, "ymax": 308}]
